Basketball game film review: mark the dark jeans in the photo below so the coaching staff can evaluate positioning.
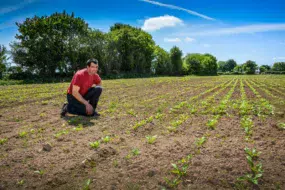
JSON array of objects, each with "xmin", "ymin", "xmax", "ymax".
[{"xmin": 67, "ymin": 86, "xmax": 102, "ymax": 116}]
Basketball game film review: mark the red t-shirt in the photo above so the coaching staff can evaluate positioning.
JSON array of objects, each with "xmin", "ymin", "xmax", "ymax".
[{"xmin": 67, "ymin": 68, "xmax": 101, "ymax": 96}]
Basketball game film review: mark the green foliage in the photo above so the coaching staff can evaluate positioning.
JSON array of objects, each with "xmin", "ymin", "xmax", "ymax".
[
  {"xmin": 164, "ymin": 177, "xmax": 182, "ymax": 188},
  {"xmin": 171, "ymin": 163, "xmax": 188, "ymax": 177},
  {"xmin": 242, "ymin": 60, "xmax": 258, "ymax": 74},
  {"xmin": 34, "ymin": 170, "xmax": 45, "ymax": 176},
  {"xmin": 17, "ymin": 179, "xmax": 25, "ymax": 186},
  {"xmin": 195, "ymin": 136, "xmax": 207, "ymax": 148},
  {"xmin": 54, "ymin": 130, "xmax": 68, "ymax": 138},
  {"xmin": 18, "ymin": 131, "xmax": 28, "ymax": 138},
  {"xmin": 89, "ymin": 141, "xmax": 100, "ymax": 149},
  {"xmin": 259, "ymin": 65, "xmax": 271, "ymax": 73},
  {"xmin": 109, "ymin": 23, "xmax": 155, "ymax": 73},
  {"xmin": 102, "ymin": 136, "xmax": 111, "ymax": 143},
  {"xmin": 145, "ymin": 135, "xmax": 157, "ymax": 144},
  {"xmin": 244, "ymin": 148, "xmax": 261, "ymax": 160},
  {"xmin": 153, "ymin": 45, "xmax": 171, "ymax": 75},
  {"xmin": 206, "ymin": 116, "xmax": 220, "ymax": 130},
  {"xmin": 170, "ymin": 46, "xmax": 183, "ymax": 75},
  {"xmin": 272, "ymin": 62, "xmax": 285, "ymax": 71},
  {"xmin": 183, "ymin": 53, "xmax": 217, "ymax": 75},
  {"xmin": 82, "ymin": 179, "xmax": 91, "ymax": 190},
  {"xmin": 131, "ymin": 148, "xmax": 140, "ymax": 156},
  {"xmin": 0, "ymin": 138, "xmax": 7, "ymax": 145},
  {"xmin": 237, "ymin": 147, "xmax": 263, "ymax": 186},
  {"xmin": 11, "ymin": 11, "xmax": 89, "ymax": 76}
]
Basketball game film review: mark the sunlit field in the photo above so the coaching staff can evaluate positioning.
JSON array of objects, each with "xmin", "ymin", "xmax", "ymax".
[{"xmin": 0, "ymin": 75, "xmax": 284, "ymax": 189}]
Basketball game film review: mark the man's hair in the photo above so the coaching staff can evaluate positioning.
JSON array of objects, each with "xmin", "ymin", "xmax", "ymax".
[{"xmin": 86, "ymin": 58, "xmax": 98, "ymax": 66}]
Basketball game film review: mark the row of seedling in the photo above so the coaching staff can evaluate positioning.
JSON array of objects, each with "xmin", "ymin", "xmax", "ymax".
[
  {"xmin": 245, "ymin": 80, "xmax": 274, "ymax": 116},
  {"xmin": 89, "ymin": 136, "xmax": 111, "ymax": 149}
]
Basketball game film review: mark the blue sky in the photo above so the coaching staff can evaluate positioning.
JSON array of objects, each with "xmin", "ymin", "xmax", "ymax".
[{"xmin": 0, "ymin": 0, "xmax": 285, "ymax": 66}]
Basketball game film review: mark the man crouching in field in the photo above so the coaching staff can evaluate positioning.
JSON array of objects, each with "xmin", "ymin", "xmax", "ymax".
[{"xmin": 61, "ymin": 58, "xmax": 102, "ymax": 117}]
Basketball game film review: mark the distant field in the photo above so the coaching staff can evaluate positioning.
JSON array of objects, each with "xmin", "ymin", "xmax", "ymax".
[{"xmin": 0, "ymin": 75, "xmax": 284, "ymax": 189}]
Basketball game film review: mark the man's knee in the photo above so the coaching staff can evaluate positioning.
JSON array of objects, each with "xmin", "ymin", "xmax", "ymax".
[{"xmin": 94, "ymin": 86, "xmax": 102, "ymax": 94}]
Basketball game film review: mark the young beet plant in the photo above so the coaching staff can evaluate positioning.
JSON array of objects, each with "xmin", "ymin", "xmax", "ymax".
[
  {"xmin": 240, "ymin": 116, "xmax": 254, "ymax": 140},
  {"xmin": 101, "ymin": 136, "xmax": 111, "ymax": 143},
  {"xmin": 145, "ymin": 135, "xmax": 157, "ymax": 144},
  {"xmin": 164, "ymin": 154, "xmax": 193, "ymax": 188},
  {"xmin": 0, "ymin": 138, "xmax": 7, "ymax": 145},
  {"xmin": 195, "ymin": 136, "xmax": 207, "ymax": 148},
  {"xmin": 89, "ymin": 141, "xmax": 100, "ymax": 149},
  {"xmin": 125, "ymin": 148, "xmax": 141, "ymax": 159},
  {"xmin": 206, "ymin": 115, "xmax": 220, "ymax": 130},
  {"xmin": 237, "ymin": 147, "xmax": 263, "ymax": 186}
]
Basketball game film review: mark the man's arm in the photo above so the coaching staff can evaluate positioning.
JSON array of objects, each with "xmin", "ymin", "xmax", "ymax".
[
  {"xmin": 92, "ymin": 81, "xmax": 102, "ymax": 87},
  {"xmin": 72, "ymin": 85, "xmax": 93, "ymax": 115}
]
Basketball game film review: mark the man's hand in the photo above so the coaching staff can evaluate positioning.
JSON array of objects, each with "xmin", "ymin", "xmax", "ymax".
[{"xmin": 86, "ymin": 103, "xmax": 94, "ymax": 115}]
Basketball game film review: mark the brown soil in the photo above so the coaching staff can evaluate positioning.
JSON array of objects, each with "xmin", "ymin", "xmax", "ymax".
[{"xmin": 0, "ymin": 77, "xmax": 284, "ymax": 190}]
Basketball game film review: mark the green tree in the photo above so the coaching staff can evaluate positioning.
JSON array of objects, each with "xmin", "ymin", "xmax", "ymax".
[
  {"xmin": 200, "ymin": 53, "xmax": 218, "ymax": 75},
  {"xmin": 272, "ymin": 62, "xmax": 285, "ymax": 71},
  {"xmin": 242, "ymin": 60, "xmax": 258, "ymax": 74},
  {"xmin": 109, "ymin": 23, "xmax": 155, "ymax": 74},
  {"xmin": 184, "ymin": 53, "xmax": 203, "ymax": 75},
  {"xmin": 170, "ymin": 46, "xmax": 183, "ymax": 75},
  {"xmin": 259, "ymin": 65, "xmax": 271, "ymax": 73},
  {"xmin": 11, "ymin": 11, "xmax": 89, "ymax": 76},
  {"xmin": 233, "ymin": 65, "xmax": 243, "ymax": 73},
  {"xmin": 0, "ymin": 45, "xmax": 8, "ymax": 78},
  {"xmin": 217, "ymin": 61, "xmax": 227, "ymax": 72},
  {"xmin": 152, "ymin": 46, "xmax": 171, "ymax": 75},
  {"xmin": 225, "ymin": 59, "xmax": 237, "ymax": 72}
]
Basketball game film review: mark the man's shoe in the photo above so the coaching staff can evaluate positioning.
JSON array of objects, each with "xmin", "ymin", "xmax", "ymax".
[
  {"xmin": 93, "ymin": 111, "xmax": 100, "ymax": 117},
  {"xmin": 61, "ymin": 103, "xmax": 68, "ymax": 117}
]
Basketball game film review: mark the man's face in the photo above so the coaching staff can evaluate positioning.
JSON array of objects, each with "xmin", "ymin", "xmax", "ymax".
[{"xmin": 87, "ymin": 62, "xmax": 99, "ymax": 75}]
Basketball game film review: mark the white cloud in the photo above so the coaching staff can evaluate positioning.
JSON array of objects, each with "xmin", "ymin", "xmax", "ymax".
[
  {"xmin": 142, "ymin": 15, "xmax": 183, "ymax": 32},
  {"xmin": 140, "ymin": 0, "xmax": 215, "ymax": 21},
  {"xmin": 164, "ymin": 38, "xmax": 181, "ymax": 42},
  {"xmin": 273, "ymin": 57, "xmax": 285, "ymax": 60},
  {"xmin": 185, "ymin": 37, "xmax": 195, "ymax": 42},
  {"xmin": 0, "ymin": 0, "xmax": 37, "ymax": 15},
  {"xmin": 182, "ymin": 23, "xmax": 285, "ymax": 36}
]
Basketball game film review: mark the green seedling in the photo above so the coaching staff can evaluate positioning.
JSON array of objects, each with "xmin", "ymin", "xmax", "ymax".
[
  {"xmin": 146, "ymin": 116, "xmax": 154, "ymax": 123},
  {"xmin": 206, "ymin": 116, "xmax": 219, "ymax": 130},
  {"xmin": 34, "ymin": 170, "xmax": 44, "ymax": 176},
  {"xmin": 73, "ymin": 124, "xmax": 84, "ymax": 131},
  {"xmin": 132, "ymin": 148, "xmax": 140, "ymax": 156},
  {"xmin": 54, "ymin": 130, "xmax": 68, "ymax": 138},
  {"xmin": 127, "ymin": 109, "xmax": 136, "ymax": 117},
  {"xmin": 155, "ymin": 113, "xmax": 163, "ymax": 119},
  {"xmin": 145, "ymin": 135, "xmax": 157, "ymax": 144},
  {"xmin": 244, "ymin": 148, "xmax": 261, "ymax": 159},
  {"xmin": 89, "ymin": 141, "xmax": 100, "ymax": 149},
  {"xmin": 19, "ymin": 131, "xmax": 28, "ymax": 138},
  {"xmin": 82, "ymin": 178, "xmax": 91, "ymax": 190},
  {"xmin": 133, "ymin": 120, "xmax": 147, "ymax": 130},
  {"xmin": 102, "ymin": 136, "xmax": 111, "ymax": 143},
  {"xmin": 171, "ymin": 163, "xmax": 188, "ymax": 177},
  {"xmin": 195, "ymin": 136, "xmax": 207, "ymax": 148},
  {"xmin": 17, "ymin": 179, "xmax": 25, "ymax": 186},
  {"xmin": 0, "ymin": 138, "xmax": 7, "ymax": 145},
  {"xmin": 164, "ymin": 177, "xmax": 181, "ymax": 188}
]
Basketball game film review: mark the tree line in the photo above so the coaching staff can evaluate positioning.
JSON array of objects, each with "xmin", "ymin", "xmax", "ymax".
[{"xmin": 0, "ymin": 11, "xmax": 284, "ymax": 80}]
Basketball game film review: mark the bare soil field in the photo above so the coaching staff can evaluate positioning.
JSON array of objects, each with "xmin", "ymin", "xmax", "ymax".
[{"xmin": 0, "ymin": 75, "xmax": 284, "ymax": 190}]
